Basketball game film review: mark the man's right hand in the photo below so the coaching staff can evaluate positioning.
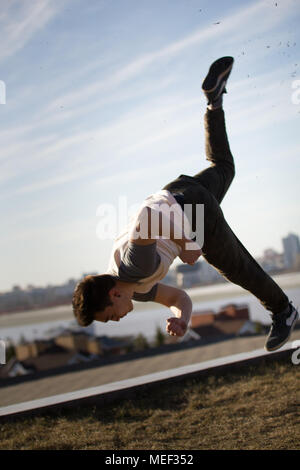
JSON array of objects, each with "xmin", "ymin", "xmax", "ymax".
[
  {"xmin": 179, "ymin": 243, "xmax": 202, "ymax": 265},
  {"xmin": 166, "ymin": 317, "xmax": 188, "ymax": 337}
]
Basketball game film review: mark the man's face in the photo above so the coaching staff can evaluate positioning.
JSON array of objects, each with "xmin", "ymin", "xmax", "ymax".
[{"xmin": 94, "ymin": 289, "xmax": 134, "ymax": 323}]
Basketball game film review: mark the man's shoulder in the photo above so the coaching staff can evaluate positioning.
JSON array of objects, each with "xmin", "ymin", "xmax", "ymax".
[{"xmin": 132, "ymin": 284, "xmax": 158, "ymax": 302}]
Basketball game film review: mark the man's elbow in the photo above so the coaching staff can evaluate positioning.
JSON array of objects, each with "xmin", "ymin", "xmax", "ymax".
[{"xmin": 174, "ymin": 290, "xmax": 192, "ymax": 309}]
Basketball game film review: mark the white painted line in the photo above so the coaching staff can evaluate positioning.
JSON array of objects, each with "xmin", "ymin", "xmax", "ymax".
[{"xmin": 0, "ymin": 343, "xmax": 294, "ymax": 417}]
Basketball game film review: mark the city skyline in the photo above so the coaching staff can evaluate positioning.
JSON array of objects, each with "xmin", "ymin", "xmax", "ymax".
[{"xmin": 1, "ymin": 0, "xmax": 300, "ymax": 291}]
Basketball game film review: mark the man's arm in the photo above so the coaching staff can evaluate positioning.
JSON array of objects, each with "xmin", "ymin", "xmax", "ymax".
[{"xmin": 153, "ymin": 283, "xmax": 193, "ymax": 337}]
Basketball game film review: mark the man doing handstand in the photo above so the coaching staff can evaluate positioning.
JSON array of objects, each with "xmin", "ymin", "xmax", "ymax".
[{"xmin": 72, "ymin": 57, "xmax": 299, "ymax": 352}]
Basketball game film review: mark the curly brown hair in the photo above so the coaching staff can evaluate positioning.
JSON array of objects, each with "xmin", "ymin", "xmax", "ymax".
[{"xmin": 72, "ymin": 274, "xmax": 116, "ymax": 327}]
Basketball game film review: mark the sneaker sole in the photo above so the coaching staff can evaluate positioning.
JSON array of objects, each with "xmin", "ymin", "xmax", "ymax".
[
  {"xmin": 264, "ymin": 310, "xmax": 299, "ymax": 352},
  {"xmin": 202, "ymin": 57, "xmax": 234, "ymax": 92}
]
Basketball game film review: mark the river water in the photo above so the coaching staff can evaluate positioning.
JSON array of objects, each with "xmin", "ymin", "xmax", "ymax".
[{"xmin": 1, "ymin": 272, "xmax": 299, "ymax": 344}]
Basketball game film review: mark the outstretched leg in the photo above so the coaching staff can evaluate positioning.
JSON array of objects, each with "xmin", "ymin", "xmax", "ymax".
[
  {"xmin": 201, "ymin": 197, "xmax": 299, "ymax": 352},
  {"xmin": 192, "ymin": 107, "xmax": 235, "ymax": 204},
  {"xmin": 163, "ymin": 57, "xmax": 235, "ymax": 205},
  {"xmin": 193, "ymin": 56, "xmax": 235, "ymax": 204},
  {"xmin": 163, "ymin": 56, "xmax": 299, "ymax": 351},
  {"xmin": 201, "ymin": 198, "xmax": 289, "ymax": 315}
]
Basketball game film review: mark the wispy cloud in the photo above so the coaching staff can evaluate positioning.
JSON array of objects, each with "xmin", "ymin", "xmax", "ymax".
[
  {"xmin": 0, "ymin": 0, "xmax": 298, "ymax": 200},
  {"xmin": 1, "ymin": 0, "xmax": 299, "ymax": 290},
  {"xmin": 38, "ymin": 0, "xmax": 295, "ymax": 119},
  {"xmin": 0, "ymin": 0, "xmax": 68, "ymax": 63}
]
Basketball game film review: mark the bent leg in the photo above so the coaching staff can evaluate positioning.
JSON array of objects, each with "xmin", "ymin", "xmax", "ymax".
[
  {"xmin": 202, "ymin": 203, "xmax": 289, "ymax": 315},
  {"xmin": 193, "ymin": 107, "xmax": 235, "ymax": 204}
]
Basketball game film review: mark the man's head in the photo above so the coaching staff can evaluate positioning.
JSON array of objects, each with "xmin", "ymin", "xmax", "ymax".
[{"xmin": 72, "ymin": 274, "xmax": 134, "ymax": 327}]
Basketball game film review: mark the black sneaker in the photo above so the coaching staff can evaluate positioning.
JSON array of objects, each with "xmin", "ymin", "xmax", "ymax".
[
  {"xmin": 265, "ymin": 303, "xmax": 299, "ymax": 352},
  {"xmin": 202, "ymin": 56, "xmax": 234, "ymax": 107}
]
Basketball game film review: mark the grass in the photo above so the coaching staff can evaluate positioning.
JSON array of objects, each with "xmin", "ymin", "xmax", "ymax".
[{"xmin": 0, "ymin": 357, "xmax": 299, "ymax": 450}]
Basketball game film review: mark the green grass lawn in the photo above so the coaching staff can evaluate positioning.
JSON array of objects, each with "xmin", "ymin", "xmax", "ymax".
[{"xmin": 1, "ymin": 357, "xmax": 299, "ymax": 450}]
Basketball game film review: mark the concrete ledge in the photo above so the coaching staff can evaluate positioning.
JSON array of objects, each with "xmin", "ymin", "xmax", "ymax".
[{"xmin": 0, "ymin": 342, "xmax": 295, "ymax": 419}]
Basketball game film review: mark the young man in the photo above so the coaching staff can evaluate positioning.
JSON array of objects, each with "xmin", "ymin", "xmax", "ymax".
[{"xmin": 72, "ymin": 57, "xmax": 299, "ymax": 352}]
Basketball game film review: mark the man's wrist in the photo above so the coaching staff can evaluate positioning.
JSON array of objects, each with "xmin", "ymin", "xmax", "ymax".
[{"xmin": 179, "ymin": 314, "xmax": 190, "ymax": 328}]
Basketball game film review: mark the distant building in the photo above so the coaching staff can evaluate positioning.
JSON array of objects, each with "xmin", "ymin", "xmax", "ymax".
[
  {"xmin": 54, "ymin": 330, "xmax": 92, "ymax": 352},
  {"xmin": 6, "ymin": 329, "xmax": 130, "ymax": 379},
  {"xmin": 175, "ymin": 260, "xmax": 223, "ymax": 288},
  {"xmin": 190, "ymin": 303, "xmax": 253, "ymax": 338},
  {"xmin": 176, "ymin": 262, "xmax": 201, "ymax": 288},
  {"xmin": 293, "ymin": 253, "xmax": 300, "ymax": 271},
  {"xmin": 0, "ymin": 277, "xmax": 80, "ymax": 314},
  {"xmin": 217, "ymin": 303, "xmax": 250, "ymax": 320},
  {"xmin": 13, "ymin": 347, "xmax": 93, "ymax": 375},
  {"xmin": 0, "ymin": 358, "xmax": 35, "ymax": 378},
  {"xmin": 161, "ymin": 268, "xmax": 177, "ymax": 286},
  {"xmin": 190, "ymin": 311, "xmax": 216, "ymax": 328},
  {"xmin": 44, "ymin": 322, "xmax": 95, "ymax": 340},
  {"xmin": 257, "ymin": 248, "xmax": 284, "ymax": 273},
  {"xmin": 15, "ymin": 339, "xmax": 54, "ymax": 361},
  {"xmin": 198, "ymin": 260, "xmax": 223, "ymax": 284},
  {"xmin": 282, "ymin": 233, "xmax": 300, "ymax": 269}
]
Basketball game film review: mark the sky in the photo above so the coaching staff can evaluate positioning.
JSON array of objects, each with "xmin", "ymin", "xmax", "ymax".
[{"xmin": 1, "ymin": 0, "xmax": 300, "ymax": 292}]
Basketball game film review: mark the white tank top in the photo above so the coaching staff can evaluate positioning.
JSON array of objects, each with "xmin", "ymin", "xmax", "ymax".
[{"xmin": 106, "ymin": 190, "xmax": 200, "ymax": 294}]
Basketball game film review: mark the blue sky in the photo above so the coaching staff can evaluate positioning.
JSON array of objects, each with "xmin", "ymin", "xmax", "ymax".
[{"xmin": 1, "ymin": 0, "xmax": 299, "ymax": 291}]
